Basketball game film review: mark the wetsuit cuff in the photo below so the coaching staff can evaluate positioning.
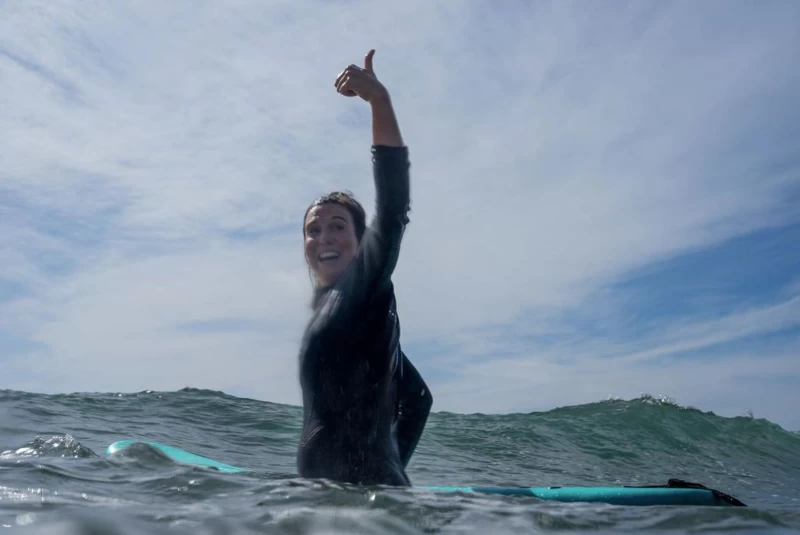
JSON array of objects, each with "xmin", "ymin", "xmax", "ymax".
[{"xmin": 371, "ymin": 145, "xmax": 409, "ymax": 159}]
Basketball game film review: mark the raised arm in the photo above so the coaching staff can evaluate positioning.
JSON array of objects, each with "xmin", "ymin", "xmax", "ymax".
[{"xmin": 328, "ymin": 51, "xmax": 411, "ymax": 313}]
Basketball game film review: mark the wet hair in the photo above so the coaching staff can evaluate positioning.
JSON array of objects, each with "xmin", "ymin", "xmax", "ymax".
[{"xmin": 302, "ymin": 191, "xmax": 367, "ymax": 242}]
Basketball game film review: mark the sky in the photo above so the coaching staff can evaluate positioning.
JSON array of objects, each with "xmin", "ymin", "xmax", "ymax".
[{"xmin": 1, "ymin": 1, "xmax": 799, "ymax": 431}]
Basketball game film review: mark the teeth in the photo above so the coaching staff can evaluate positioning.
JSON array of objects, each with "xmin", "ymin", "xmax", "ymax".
[{"xmin": 320, "ymin": 252, "xmax": 339, "ymax": 260}]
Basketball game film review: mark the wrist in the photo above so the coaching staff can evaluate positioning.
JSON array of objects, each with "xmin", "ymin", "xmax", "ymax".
[{"xmin": 369, "ymin": 90, "xmax": 392, "ymax": 107}]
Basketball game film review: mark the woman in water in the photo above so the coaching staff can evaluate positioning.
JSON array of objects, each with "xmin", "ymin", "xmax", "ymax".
[{"xmin": 297, "ymin": 49, "xmax": 432, "ymax": 486}]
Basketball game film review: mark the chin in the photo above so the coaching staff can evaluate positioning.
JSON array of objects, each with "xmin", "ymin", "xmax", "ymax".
[
  {"xmin": 317, "ymin": 270, "xmax": 342, "ymax": 287},
  {"xmin": 326, "ymin": 271, "xmax": 345, "ymax": 284}
]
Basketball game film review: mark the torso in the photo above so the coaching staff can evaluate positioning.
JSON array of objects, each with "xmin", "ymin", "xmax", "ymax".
[{"xmin": 297, "ymin": 283, "xmax": 408, "ymax": 486}]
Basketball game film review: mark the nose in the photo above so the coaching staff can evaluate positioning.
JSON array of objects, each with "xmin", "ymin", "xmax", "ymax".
[{"xmin": 320, "ymin": 228, "xmax": 335, "ymax": 244}]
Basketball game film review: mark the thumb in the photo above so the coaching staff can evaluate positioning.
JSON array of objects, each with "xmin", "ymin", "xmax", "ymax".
[{"xmin": 364, "ymin": 49, "xmax": 375, "ymax": 74}]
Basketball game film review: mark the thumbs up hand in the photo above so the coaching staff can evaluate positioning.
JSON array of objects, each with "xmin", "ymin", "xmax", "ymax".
[{"xmin": 335, "ymin": 49, "xmax": 389, "ymax": 103}]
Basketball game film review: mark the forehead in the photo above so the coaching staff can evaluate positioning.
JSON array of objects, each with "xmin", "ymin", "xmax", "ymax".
[{"xmin": 304, "ymin": 203, "xmax": 353, "ymax": 225}]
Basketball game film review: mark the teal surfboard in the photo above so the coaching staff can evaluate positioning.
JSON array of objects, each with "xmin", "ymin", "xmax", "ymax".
[
  {"xmin": 107, "ymin": 440, "xmax": 247, "ymax": 474},
  {"xmin": 105, "ymin": 440, "xmax": 745, "ymax": 507}
]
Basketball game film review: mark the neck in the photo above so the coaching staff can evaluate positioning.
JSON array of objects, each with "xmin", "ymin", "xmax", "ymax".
[{"xmin": 311, "ymin": 283, "xmax": 332, "ymax": 310}]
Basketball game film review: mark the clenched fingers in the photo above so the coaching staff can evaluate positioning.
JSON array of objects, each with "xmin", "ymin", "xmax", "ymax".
[{"xmin": 335, "ymin": 64, "xmax": 364, "ymax": 88}]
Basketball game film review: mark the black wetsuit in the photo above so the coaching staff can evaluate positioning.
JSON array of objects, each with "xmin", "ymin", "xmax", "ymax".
[
  {"xmin": 297, "ymin": 145, "xmax": 432, "ymax": 486},
  {"xmin": 394, "ymin": 350, "xmax": 433, "ymax": 469}
]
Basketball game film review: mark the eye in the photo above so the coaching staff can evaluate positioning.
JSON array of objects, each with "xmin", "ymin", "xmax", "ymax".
[{"xmin": 307, "ymin": 226, "xmax": 320, "ymax": 236}]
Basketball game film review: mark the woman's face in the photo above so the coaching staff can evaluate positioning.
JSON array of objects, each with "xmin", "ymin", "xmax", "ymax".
[{"xmin": 303, "ymin": 203, "xmax": 359, "ymax": 288}]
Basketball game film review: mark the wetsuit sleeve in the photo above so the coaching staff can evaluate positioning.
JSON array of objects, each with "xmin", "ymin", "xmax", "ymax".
[
  {"xmin": 364, "ymin": 145, "xmax": 411, "ymax": 292},
  {"xmin": 396, "ymin": 351, "xmax": 433, "ymax": 468},
  {"xmin": 330, "ymin": 145, "xmax": 410, "ymax": 319}
]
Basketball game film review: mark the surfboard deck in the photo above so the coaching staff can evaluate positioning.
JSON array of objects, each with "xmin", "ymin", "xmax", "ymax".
[
  {"xmin": 105, "ymin": 440, "xmax": 745, "ymax": 507},
  {"xmin": 107, "ymin": 439, "xmax": 247, "ymax": 473}
]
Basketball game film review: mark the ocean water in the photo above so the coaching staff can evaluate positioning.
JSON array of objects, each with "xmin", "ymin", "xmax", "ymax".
[{"xmin": 1, "ymin": 388, "xmax": 798, "ymax": 534}]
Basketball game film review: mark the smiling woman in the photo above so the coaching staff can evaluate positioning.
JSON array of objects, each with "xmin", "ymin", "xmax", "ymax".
[
  {"xmin": 296, "ymin": 50, "xmax": 433, "ymax": 486},
  {"xmin": 303, "ymin": 191, "xmax": 366, "ymax": 290}
]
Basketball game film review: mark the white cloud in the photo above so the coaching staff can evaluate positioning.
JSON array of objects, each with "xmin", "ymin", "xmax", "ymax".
[{"xmin": 1, "ymin": 2, "xmax": 798, "ymax": 429}]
